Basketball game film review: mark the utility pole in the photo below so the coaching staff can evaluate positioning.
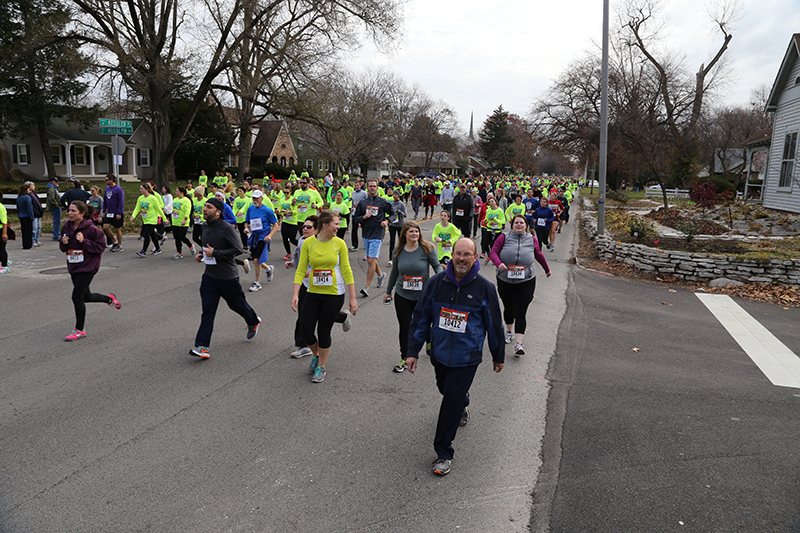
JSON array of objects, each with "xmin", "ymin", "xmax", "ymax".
[{"xmin": 598, "ymin": 0, "xmax": 609, "ymax": 235}]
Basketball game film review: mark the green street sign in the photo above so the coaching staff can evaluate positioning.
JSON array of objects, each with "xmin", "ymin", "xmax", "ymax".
[{"xmin": 99, "ymin": 118, "xmax": 133, "ymax": 135}]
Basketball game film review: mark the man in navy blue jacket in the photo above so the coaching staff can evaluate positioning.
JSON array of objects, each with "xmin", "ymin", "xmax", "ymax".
[{"xmin": 407, "ymin": 237, "xmax": 505, "ymax": 476}]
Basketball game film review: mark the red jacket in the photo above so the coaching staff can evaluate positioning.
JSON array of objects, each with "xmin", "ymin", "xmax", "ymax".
[{"xmin": 59, "ymin": 218, "xmax": 106, "ymax": 274}]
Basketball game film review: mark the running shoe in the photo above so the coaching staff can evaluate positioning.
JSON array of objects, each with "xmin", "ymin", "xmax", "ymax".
[
  {"xmin": 360, "ymin": 287, "xmax": 369, "ymax": 297},
  {"xmin": 376, "ymin": 272, "xmax": 386, "ymax": 288},
  {"xmin": 311, "ymin": 365, "xmax": 326, "ymax": 383},
  {"xmin": 460, "ymin": 407, "xmax": 470, "ymax": 427},
  {"xmin": 549, "ymin": 246, "xmax": 555, "ymax": 252},
  {"xmin": 514, "ymin": 342, "xmax": 525, "ymax": 356},
  {"xmin": 137, "ymin": 235, "xmax": 144, "ymax": 240},
  {"xmin": 65, "ymin": 329, "xmax": 87, "ymax": 342},
  {"xmin": 308, "ymin": 355, "xmax": 319, "ymax": 374},
  {"xmin": 387, "ymin": 260, "xmax": 393, "ymax": 267},
  {"xmin": 136, "ymin": 250, "xmax": 146, "ymax": 258},
  {"xmin": 291, "ymin": 347, "xmax": 313, "ymax": 358},
  {"xmin": 190, "ymin": 346, "xmax": 210, "ymax": 358},
  {"xmin": 0, "ymin": 266, "xmax": 9, "ymax": 274},
  {"xmin": 173, "ymin": 253, "xmax": 183, "ymax": 259},
  {"xmin": 33, "ymin": 241, "xmax": 42, "ymax": 247},
  {"xmin": 426, "ymin": 341, "xmax": 432, "ymax": 356},
  {"xmin": 282, "ymin": 254, "xmax": 292, "ymax": 260},
  {"xmin": 341, "ymin": 310, "xmax": 352, "ymax": 332},
  {"xmin": 393, "ymin": 359, "xmax": 407, "ymax": 373},
  {"xmin": 107, "ymin": 292, "xmax": 121, "ymax": 310},
  {"xmin": 504, "ymin": 330, "xmax": 514, "ymax": 344},
  {"xmin": 249, "ymin": 281, "xmax": 261, "ymax": 292},
  {"xmin": 247, "ymin": 317, "xmax": 262, "ymax": 340},
  {"xmin": 242, "ymin": 259, "xmax": 250, "ymax": 274},
  {"xmin": 189, "ymin": 245, "xmax": 197, "ymax": 255},
  {"xmin": 479, "ymin": 253, "xmax": 485, "ymax": 259},
  {"xmin": 432, "ymin": 458, "xmax": 451, "ymax": 476},
  {"xmin": 384, "ymin": 295, "xmax": 392, "ymax": 305},
  {"xmin": 266, "ymin": 265, "xmax": 274, "ymax": 282},
  {"xmin": 348, "ymin": 246, "xmax": 358, "ymax": 252},
  {"xmin": 152, "ymin": 249, "xmax": 162, "ymax": 256}
]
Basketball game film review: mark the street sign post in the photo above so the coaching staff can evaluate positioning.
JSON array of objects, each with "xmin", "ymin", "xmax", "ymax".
[{"xmin": 99, "ymin": 119, "xmax": 133, "ymax": 177}]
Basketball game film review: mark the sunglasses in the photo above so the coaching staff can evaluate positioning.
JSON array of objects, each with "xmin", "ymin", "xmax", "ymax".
[{"xmin": 302, "ymin": 225, "xmax": 314, "ymax": 229}]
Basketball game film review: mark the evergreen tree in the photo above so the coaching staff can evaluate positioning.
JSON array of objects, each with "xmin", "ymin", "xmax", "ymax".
[
  {"xmin": 479, "ymin": 105, "xmax": 516, "ymax": 171},
  {"xmin": 0, "ymin": 0, "xmax": 97, "ymax": 179}
]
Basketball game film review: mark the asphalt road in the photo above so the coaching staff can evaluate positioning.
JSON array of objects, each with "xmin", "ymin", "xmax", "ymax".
[
  {"xmin": 534, "ymin": 267, "xmax": 800, "ymax": 532},
  {"xmin": 0, "ymin": 213, "xmax": 573, "ymax": 532}
]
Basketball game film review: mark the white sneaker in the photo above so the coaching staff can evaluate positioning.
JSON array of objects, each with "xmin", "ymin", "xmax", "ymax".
[
  {"xmin": 514, "ymin": 342, "xmax": 525, "ymax": 356},
  {"xmin": 242, "ymin": 259, "xmax": 250, "ymax": 274},
  {"xmin": 290, "ymin": 346, "xmax": 313, "ymax": 358},
  {"xmin": 342, "ymin": 309, "xmax": 352, "ymax": 332},
  {"xmin": 249, "ymin": 281, "xmax": 262, "ymax": 292},
  {"xmin": 266, "ymin": 265, "xmax": 274, "ymax": 282},
  {"xmin": 387, "ymin": 260, "xmax": 393, "ymax": 267},
  {"xmin": 376, "ymin": 272, "xmax": 386, "ymax": 288},
  {"xmin": 504, "ymin": 330, "xmax": 514, "ymax": 344}
]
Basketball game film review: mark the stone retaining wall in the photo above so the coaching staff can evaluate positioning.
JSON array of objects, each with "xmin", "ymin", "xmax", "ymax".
[{"xmin": 581, "ymin": 211, "xmax": 800, "ymax": 284}]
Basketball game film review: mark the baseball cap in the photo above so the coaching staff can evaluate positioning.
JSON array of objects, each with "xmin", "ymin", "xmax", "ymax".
[{"xmin": 251, "ymin": 190, "xmax": 264, "ymax": 198}]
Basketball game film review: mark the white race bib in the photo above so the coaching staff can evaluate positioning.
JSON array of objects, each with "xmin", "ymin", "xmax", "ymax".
[
  {"xmin": 313, "ymin": 269, "xmax": 333, "ymax": 286},
  {"xmin": 367, "ymin": 206, "xmax": 379, "ymax": 217},
  {"xmin": 438, "ymin": 308, "xmax": 468, "ymax": 333},
  {"xmin": 105, "ymin": 213, "xmax": 114, "ymax": 219},
  {"xmin": 537, "ymin": 218, "xmax": 546, "ymax": 227},
  {"xmin": 202, "ymin": 255, "xmax": 216, "ymax": 265},
  {"xmin": 402, "ymin": 275, "xmax": 423, "ymax": 291},
  {"xmin": 172, "ymin": 211, "xmax": 180, "ymax": 219},
  {"xmin": 508, "ymin": 265, "xmax": 525, "ymax": 279},
  {"xmin": 194, "ymin": 215, "xmax": 203, "ymax": 224},
  {"xmin": 455, "ymin": 209, "xmax": 464, "ymax": 217},
  {"xmin": 250, "ymin": 218, "xmax": 263, "ymax": 231},
  {"xmin": 67, "ymin": 249, "xmax": 84, "ymax": 263},
  {"xmin": 297, "ymin": 204, "xmax": 308, "ymax": 213},
  {"xmin": 442, "ymin": 242, "xmax": 452, "ymax": 254}
]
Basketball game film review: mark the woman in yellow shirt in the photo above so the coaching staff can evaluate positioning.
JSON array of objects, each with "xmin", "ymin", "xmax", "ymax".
[
  {"xmin": 130, "ymin": 183, "xmax": 165, "ymax": 258},
  {"xmin": 291, "ymin": 210, "xmax": 358, "ymax": 383}
]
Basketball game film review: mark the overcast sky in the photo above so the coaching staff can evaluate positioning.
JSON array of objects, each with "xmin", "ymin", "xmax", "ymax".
[{"xmin": 354, "ymin": 0, "xmax": 800, "ymax": 136}]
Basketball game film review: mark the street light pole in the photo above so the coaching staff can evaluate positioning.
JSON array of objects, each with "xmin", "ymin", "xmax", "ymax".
[{"xmin": 597, "ymin": 0, "xmax": 609, "ymax": 235}]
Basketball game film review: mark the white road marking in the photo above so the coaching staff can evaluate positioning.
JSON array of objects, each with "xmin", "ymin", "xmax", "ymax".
[{"xmin": 696, "ymin": 293, "xmax": 800, "ymax": 389}]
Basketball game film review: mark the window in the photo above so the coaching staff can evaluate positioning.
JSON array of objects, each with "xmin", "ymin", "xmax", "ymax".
[
  {"xmin": 306, "ymin": 159, "xmax": 313, "ymax": 169},
  {"xmin": 138, "ymin": 148, "xmax": 151, "ymax": 167},
  {"xmin": 16, "ymin": 144, "xmax": 29, "ymax": 165},
  {"xmin": 281, "ymin": 157, "xmax": 286, "ymax": 167},
  {"xmin": 325, "ymin": 161, "xmax": 330, "ymax": 171},
  {"xmin": 227, "ymin": 154, "xmax": 236, "ymax": 167},
  {"xmin": 73, "ymin": 146, "xmax": 86, "ymax": 165},
  {"xmin": 779, "ymin": 132, "xmax": 798, "ymax": 188},
  {"xmin": 51, "ymin": 146, "xmax": 62, "ymax": 165},
  {"xmin": 318, "ymin": 159, "xmax": 323, "ymax": 171}
]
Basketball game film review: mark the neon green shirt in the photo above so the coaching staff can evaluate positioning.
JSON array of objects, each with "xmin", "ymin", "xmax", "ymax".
[
  {"xmin": 432, "ymin": 222, "xmax": 461, "ymax": 260},
  {"xmin": 132, "ymin": 194, "xmax": 165, "ymax": 225},
  {"xmin": 292, "ymin": 188, "xmax": 324, "ymax": 222},
  {"xmin": 329, "ymin": 201, "xmax": 350, "ymax": 228},
  {"xmin": 484, "ymin": 207, "xmax": 506, "ymax": 232},
  {"xmin": 171, "ymin": 197, "xmax": 191, "ymax": 227},
  {"xmin": 278, "ymin": 198, "xmax": 296, "ymax": 225},
  {"xmin": 505, "ymin": 202, "xmax": 526, "ymax": 220},
  {"xmin": 294, "ymin": 235, "xmax": 354, "ymax": 295},
  {"xmin": 0, "ymin": 203, "xmax": 7, "ymax": 228},
  {"xmin": 232, "ymin": 196, "xmax": 253, "ymax": 224},
  {"xmin": 191, "ymin": 196, "xmax": 206, "ymax": 225}
]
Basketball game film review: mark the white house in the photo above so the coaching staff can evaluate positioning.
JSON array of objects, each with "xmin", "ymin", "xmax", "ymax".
[{"xmin": 764, "ymin": 33, "xmax": 800, "ymax": 213}]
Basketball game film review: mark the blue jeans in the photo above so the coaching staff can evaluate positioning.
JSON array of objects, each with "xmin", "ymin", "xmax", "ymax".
[
  {"xmin": 32, "ymin": 217, "xmax": 41, "ymax": 243},
  {"xmin": 50, "ymin": 208, "xmax": 62, "ymax": 239}
]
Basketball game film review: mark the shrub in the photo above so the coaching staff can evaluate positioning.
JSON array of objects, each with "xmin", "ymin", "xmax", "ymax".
[
  {"xmin": 715, "ymin": 189, "xmax": 736, "ymax": 205},
  {"xmin": 607, "ymin": 189, "xmax": 630, "ymax": 204},
  {"xmin": 627, "ymin": 217, "xmax": 657, "ymax": 241},
  {"xmin": 677, "ymin": 219, "xmax": 700, "ymax": 242},
  {"xmin": 689, "ymin": 182, "xmax": 718, "ymax": 209}
]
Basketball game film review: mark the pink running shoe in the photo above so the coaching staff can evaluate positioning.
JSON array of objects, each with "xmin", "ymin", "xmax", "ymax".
[
  {"xmin": 65, "ymin": 329, "xmax": 87, "ymax": 342},
  {"xmin": 108, "ymin": 292, "xmax": 121, "ymax": 310}
]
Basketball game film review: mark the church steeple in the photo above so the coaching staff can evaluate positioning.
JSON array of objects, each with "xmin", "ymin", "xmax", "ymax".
[{"xmin": 468, "ymin": 111, "xmax": 474, "ymax": 140}]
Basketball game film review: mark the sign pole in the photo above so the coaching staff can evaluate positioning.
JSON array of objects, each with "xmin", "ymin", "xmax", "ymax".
[{"xmin": 113, "ymin": 134, "xmax": 119, "ymax": 178}]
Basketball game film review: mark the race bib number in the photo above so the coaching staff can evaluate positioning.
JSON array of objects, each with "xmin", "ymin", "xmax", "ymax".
[
  {"xmin": 508, "ymin": 265, "xmax": 525, "ymax": 279},
  {"xmin": 490, "ymin": 220, "xmax": 498, "ymax": 228},
  {"xmin": 367, "ymin": 206, "xmax": 379, "ymax": 217},
  {"xmin": 202, "ymin": 254, "xmax": 216, "ymax": 265},
  {"xmin": 172, "ymin": 211, "xmax": 180, "ymax": 219},
  {"xmin": 250, "ymin": 218, "xmax": 263, "ymax": 231},
  {"xmin": 67, "ymin": 249, "xmax": 84, "ymax": 263},
  {"xmin": 455, "ymin": 209, "xmax": 465, "ymax": 217},
  {"xmin": 402, "ymin": 275, "xmax": 423, "ymax": 291},
  {"xmin": 313, "ymin": 269, "xmax": 333, "ymax": 286},
  {"xmin": 194, "ymin": 215, "xmax": 203, "ymax": 224},
  {"xmin": 298, "ymin": 204, "xmax": 308, "ymax": 213},
  {"xmin": 442, "ymin": 242, "xmax": 453, "ymax": 254},
  {"xmin": 537, "ymin": 218, "xmax": 546, "ymax": 227},
  {"xmin": 438, "ymin": 308, "xmax": 468, "ymax": 333},
  {"xmin": 105, "ymin": 213, "xmax": 114, "ymax": 219}
]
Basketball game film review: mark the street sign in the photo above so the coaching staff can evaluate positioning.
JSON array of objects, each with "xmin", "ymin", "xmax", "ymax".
[{"xmin": 99, "ymin": 118, "xmax": 133, "ymax": 135}]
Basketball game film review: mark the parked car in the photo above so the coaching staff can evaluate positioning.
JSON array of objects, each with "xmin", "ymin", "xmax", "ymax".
[
  {"xmin": 586, "ymin": 180, "xmax": 599, "ymax": 188},
  {"xmin": 646, "ymin": 184, "xmax": 663, "ymax": 191}
]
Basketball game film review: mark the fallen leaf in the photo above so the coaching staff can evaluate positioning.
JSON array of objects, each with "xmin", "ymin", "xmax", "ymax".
[
  {"xmin": 662, "ymin": 301, "xmax": 669, "ymax": 305},
  {"xmin": 669, "ymin": 289, "xmax": 677, "ymax": 293},
  {"xmin": 632, "ymin": 347, "xmax": 640, "ymax": 352},
  {"xmin": 612, "ymin": 298, "xmax": 617, "ymax": 301}
]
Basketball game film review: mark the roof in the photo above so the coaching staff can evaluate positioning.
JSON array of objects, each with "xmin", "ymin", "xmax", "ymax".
[
  {"xmin": 251, "ymin": 120, "xmax": 286, "ymax": 157},
  {"xmin": 766, "ymin": 34, "xmax": 800, "ymax": 112},
  {"xmin": 406, "ymin": 151, "xmax": 459, "ymax": 169},
  {"xmin": 742, "ymin": 128, "xmax": 772, "ymax": 147}
]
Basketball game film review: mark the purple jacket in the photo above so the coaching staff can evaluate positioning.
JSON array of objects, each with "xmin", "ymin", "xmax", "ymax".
[
  {"xmin": 59, "ymin": 218, "xmax": 106, "ymax": 274},
  {"xmin": 103, "ymin": 184, "xmax": 125, "ymax": 216}
]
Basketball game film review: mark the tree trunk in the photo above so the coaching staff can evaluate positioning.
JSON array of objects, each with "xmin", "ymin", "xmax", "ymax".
[{"xmin": 37, "ymin": 116, "xmax": 57, "ymax": 180}]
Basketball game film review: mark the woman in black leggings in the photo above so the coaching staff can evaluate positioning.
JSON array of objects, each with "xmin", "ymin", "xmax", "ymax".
[{"xmin": 59, "ymin": 201, "xmax": 121, "ymax": 341}]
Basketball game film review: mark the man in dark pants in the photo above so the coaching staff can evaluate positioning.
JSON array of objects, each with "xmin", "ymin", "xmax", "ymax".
[
  {"xmin": 451, "ymin": 183, "xmax": 474, "ymax": 237},
  {"xmin": 190, "ymin": 198, "xmax": 261, "ymax": 359},
  {"xmin": 406, "ymin": 237, "xmax": 505, "ymax": 476}
]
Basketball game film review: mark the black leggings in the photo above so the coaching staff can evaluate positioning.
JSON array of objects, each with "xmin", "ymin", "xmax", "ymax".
[
  {"xmin": 173, "ymin": 226, "xmax": 193, "ymax": 254},
  {"xmin": 481, "ymin": 228, "xmax": 498, "ymax": 256},
  {"xmin": 192, "ymin": 224, "xmax": 204, "ymax": 247},
  {"xmin": 388, "ymin": 226, "xmax": 400, "ymax": 257},
  {"xmin": 237, "ymin": 222, "xmax": 248, "ymax": 248},
  {"xmin": 141, "ymin": 224, "xmax": 160, "ymax": 252},
  {"xmin": 534, "ymin": 227, "xmax": 550, "ymax": 247},
  {"xmin": 282, "ymin": 222, "xmax": 298, "ymax": 255},
  {"xmin": 20, "ymin": 217, "xmax": 33, "ymax": 249},
  {"xmin": 0, "ymin": 237, "xmax": 7, "ymax": 266},
  {"xmin": 393, "ymin": 293, "xmax": 417, "ymax": 359},
  {"xmin": 295, "ymin": 284, "xmax": 348, "ymax": 347},
  {"xmin": 299, "ymin": 292, "xmax": 345, "ymax": 350},
  {"xmin": 70, "ymin": 271, "xmax": 111, "ymax": 330},
  {"xmin": 496, "ymin": 278, "xmax": 536, "ymax": 334}
]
